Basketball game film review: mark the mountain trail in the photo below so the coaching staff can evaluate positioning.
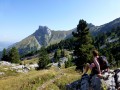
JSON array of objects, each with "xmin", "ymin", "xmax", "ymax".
[{"xmin": 37, "ymin": 70, "xmax": 64, "ymax": 90}]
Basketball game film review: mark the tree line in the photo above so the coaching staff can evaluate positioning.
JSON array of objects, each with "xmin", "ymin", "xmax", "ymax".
[
  {"xmin": 1, "ymin": 19, "xmax": 120, "ymax": 70},
  {"xmin": 47, "ymin": 20, "xmax": 120, "ymax": 70},
  {"xmin": 94, "ymin": 26, "xmax": 120, "ymax": 67},
  {"xmin": 1, "ymin": 47, "xmax": 20, "ymax": 63}
]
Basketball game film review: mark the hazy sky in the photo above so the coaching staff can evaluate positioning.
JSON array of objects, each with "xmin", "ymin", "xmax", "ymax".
[{"xmin": 0, "ymin": 0, "xmax": 120, "ymax": 43}]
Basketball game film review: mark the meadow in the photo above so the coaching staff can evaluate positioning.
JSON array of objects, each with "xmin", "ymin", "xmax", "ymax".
[{"xmin": 0, "ymin": 65, "xmax": 81, "ymax": 90}]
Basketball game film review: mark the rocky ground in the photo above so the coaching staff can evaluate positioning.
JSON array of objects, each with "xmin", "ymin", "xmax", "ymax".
[
  {"xmin": 66, "ymin": 69, "xmax": 120, "ymax": 90},
  {"xmin": 1, "ymin": 61, "xmax": 120, "ymax": 90},
  {"xmin": 0, "ymin": 61, "xmax": 39, "ymax": 74}
]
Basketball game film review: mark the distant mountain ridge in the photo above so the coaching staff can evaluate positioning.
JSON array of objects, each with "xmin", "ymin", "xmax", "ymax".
[
  {"xmin": 89, "ymin": 17, "xmax": 120, "ymax": 35},
  {"xmin": 7, "ymin": 17, "xmax": 120, "ymax": 55},
  {"xmin": 11, "ymin": 26, "xmax": 72, "ymax": 55}
]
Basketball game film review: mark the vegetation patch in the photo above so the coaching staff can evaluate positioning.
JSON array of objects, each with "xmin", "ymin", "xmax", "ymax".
[
  {"xmin": 21, "ymin": 57, "xmax": 39, "ymax": 65},
  {"xmin": 43, "ymin": 67, "xmax": 81, "ymax": 90},
  {"xmin": 0, "ymin": 70, "xmax": 57, "ymax": 90}
]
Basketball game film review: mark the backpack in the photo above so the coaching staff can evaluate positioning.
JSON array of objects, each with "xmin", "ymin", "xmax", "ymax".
[{"xmin": 97, "ymin": 56, "xmax": 110, "ymax": 70}]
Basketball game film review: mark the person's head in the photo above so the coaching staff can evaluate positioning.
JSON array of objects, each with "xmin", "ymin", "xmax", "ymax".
[{"xmin": 92, "ymin": 50, "xmax": 99, "ymax": 57}]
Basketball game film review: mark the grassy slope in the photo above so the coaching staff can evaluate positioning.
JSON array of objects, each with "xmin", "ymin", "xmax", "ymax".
[
  {"xmin": 0, "ymin": 70, "xmax": 57, "ymax": 90},
  {"xmin": 43, "ymin": 67, "xmax": 81, "ymax": 90},
  {"xmin": 0, "ymin": 66, "xmax": 81, "ymax": 90},
  {"xmin": 21, "ymin": 57, "xmax": 39, "ymax": 65}
]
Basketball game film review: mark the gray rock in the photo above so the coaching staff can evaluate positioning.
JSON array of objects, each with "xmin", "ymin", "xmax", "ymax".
[
  {"xmin": 0, "ymin": 72, "xmax": 5, "ymax": 75},
  {"xmin": 99, "ymin": 71, "xmax": 117, "ymax": 90},
  {"xmin": 0, "ymin": 61, "xmax": 11, "ymax": 66},
  {"xmin": 29, "ymin": 63, "xmax": 38, "ymax": 69},
  {"xmin": 90, "ymin": 75, "xmax": 102, "ymax": 90}
]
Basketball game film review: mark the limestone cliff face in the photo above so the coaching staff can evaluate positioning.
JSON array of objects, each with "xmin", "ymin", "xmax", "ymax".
[{"xmin": 33, "ymin": 26, "xmax": 52, "ymax": 46}]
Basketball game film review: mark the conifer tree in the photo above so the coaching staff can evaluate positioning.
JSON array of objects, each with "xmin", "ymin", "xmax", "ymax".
[
  {"xmin": 65, "ymin": 56, "xmax": 74, "ymax": 68},
  {"xmin": 53, "ymin": 49, "xmax": 61, "ymax": 63},
  {"xmin": 54, "ymin": 51, "xmax": 58, "ymax": 63},
  {"xmin": 109, "ymin": 54, "xmax": 114, "ymax": 64},
  {"xmin": 72, "ymin": 19, "xmax": 94, "ymax": 70},
  {"xmin": 61, "ymin": 49, "xmax": 65, "ymax": 57},
  {"xmin": 1, "ymin": 48, "xmax": 9, "ymax": 61},
  {"xmin": 9, "ymin": 47, "xmax": 20, "ymax": 63},
  {"xmin": 38, "ymin": 46, "xmax": 50, "ymax": 69}
]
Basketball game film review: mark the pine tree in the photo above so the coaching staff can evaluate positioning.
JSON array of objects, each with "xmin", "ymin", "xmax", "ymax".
[
  {"xmin": 109, "ymin": 54, "xmax": 114, "ymax": 64},
  {"xmin": 57, "ymin": 49, "xmax": 61, "ymax": 58},
  {"xmin": 53, "ymin": 49, "xmax": 61, "ymax": 63},
  {"xmin": 38, "ymin": 46, "xmax": 50, "ymax": 69},
  {"xmin": 72, "ymin": 19, "xmax": 94, "ymax": 70},
  {"xmin": 9, "ymin": 47, "xmax": 20, "ymax": 63},
  {"xmin": 1, "ymin": 48, "xmax": 9, "ymax": 61},
  {"xmin": 65, "ymin": 56, "xmax": 74, "ymax": 68},
  {"xmin": 54, "ymin": 51, "xmax": 59, "ymax": 63},
  {"xmin": 61, "ymin": 49, "xmax": 65, "ymax": 57}
]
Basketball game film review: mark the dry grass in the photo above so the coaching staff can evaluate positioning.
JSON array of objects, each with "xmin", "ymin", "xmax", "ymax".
[
  {"xmin": 43, "ymin": 67, "xmax": 81, "ymax": 90},
  {"xmin": 21, "ymin": 57, "xmax": 39, "ymax": 65},
  {"xmin": 0, "ymin": 66, "xmax": 81, "ymax": 90},
  {"xmin": 0, "ymin": 70, "xmax": 57, "ymax": 90},
  {"xmin": 44, "ymin": 83, "xmax": 60, "ymax": 90},
  {"xmin": 0, "ymin": 66, "xmax": 19, "ymax": 78}
]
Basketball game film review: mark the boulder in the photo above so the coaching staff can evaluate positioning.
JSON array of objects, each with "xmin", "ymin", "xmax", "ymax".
[{"xmin": 103, "ymin": 71, "xmax": 116, "ymax": 90}]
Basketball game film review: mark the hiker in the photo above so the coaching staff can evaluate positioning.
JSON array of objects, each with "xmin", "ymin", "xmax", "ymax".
[{"xmin": 82, "ymin": 50, "xmax": 109, "ymax": 80}]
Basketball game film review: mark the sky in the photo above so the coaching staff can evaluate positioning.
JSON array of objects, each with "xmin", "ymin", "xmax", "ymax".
[{"xmin": 0, "ymin": 0, "xmax": 120, "ymax": 45}]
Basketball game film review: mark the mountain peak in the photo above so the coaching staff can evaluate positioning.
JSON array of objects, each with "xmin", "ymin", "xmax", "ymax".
[
  {"xmin": 34, "ymin": 26, "xmax": 51, "ymax": 36},
  {"xmin": 38, "ymin": 25, "xmax": 48, "ymax": 30}
]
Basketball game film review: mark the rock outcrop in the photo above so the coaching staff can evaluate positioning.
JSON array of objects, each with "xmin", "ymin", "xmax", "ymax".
[
  {"xmin": 0, "ymin": 61, "xmax": 38, "ymax": 73},
  {"xmin": 66, "ymin": 69, "xmax": 120, "ymax": 90}
]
